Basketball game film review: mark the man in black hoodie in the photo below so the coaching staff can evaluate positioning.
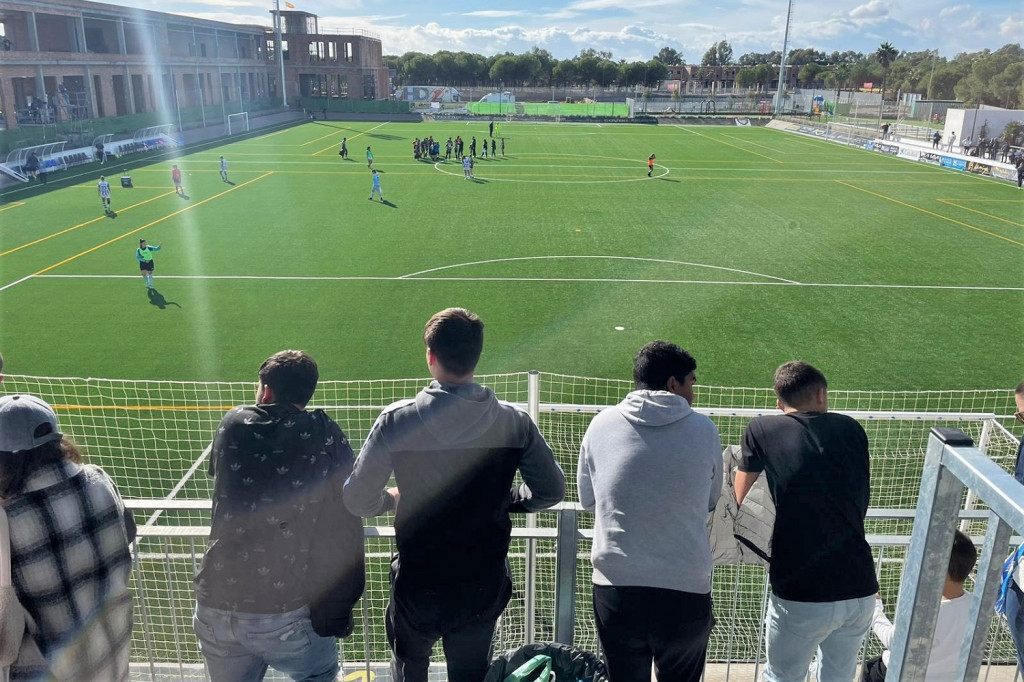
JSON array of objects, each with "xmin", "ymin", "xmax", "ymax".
[{"xmin": 344, "ymin": 307, "xmax": 565, "ymax": 682}]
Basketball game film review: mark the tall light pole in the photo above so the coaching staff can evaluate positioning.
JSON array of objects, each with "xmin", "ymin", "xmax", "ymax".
[
  {"xmin": 774, "ymin": 0, "xmax": 794, "ymax": 116},
  {"xmin": 926, "ymin": 48, "xmax": 938, "ymax": 98},
  {"xmin": 273, "ymin": 0, "xmax": 287, "ymax": 107}
]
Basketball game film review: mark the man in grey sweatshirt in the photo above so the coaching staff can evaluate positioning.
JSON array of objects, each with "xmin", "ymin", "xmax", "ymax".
[
  {"xmin": 578, "ymin": 340, "xmax": 722, "ymax": 682},
  {"xmin": 344, "ymin": 307, "xmax": 565, "ymax": 682}
]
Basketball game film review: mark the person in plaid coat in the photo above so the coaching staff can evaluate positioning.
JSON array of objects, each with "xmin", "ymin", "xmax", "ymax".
[{"xmin": 0, "ymin": 394, "xmax": 134, "ymax": 681}]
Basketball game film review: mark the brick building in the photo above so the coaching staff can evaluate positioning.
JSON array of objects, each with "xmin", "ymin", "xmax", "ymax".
[
  {"xmin": 273, "ymin": 10, "xmax": 388, "ymax": 102},
  {"xmin": 0, "ymin": 0, "xmax": 389, "ymax": 131},
  {"xmin": 665, "ymin": 64, "xmax": 799, "ymax": 94}
]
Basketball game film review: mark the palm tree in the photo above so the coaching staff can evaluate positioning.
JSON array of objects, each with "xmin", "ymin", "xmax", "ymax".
[{"xmin": 875, "ymin": 42, "xmax": 898, "ymax": 103}]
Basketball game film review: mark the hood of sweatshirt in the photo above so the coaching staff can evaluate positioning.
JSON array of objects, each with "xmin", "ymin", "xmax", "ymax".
[
  {"xmin": 617, "ymin": 390, "xmax": 694, "ymax": 427},
  {"xmin": 415, "ymin": 380, "xmax": 501, "ymax": 444}
]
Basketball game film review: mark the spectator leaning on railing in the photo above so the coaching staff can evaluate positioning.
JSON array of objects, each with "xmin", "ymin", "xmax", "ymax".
[
  {"xmin": 344, "ymin": 307, "xmax": 565, "ymax": 682},
  {"xmin": 0, "ymin": 394, "xmax": 134, "ymax": 680},
  {"xmin": 996, "ymin": 382, "xmax": 1024, "ymax": 673},
  {"xmin": 734, "ymin": 361, "xmax": 878, "ymax": 682},
  {"xmin": 193, "ymin": 350, "xmax": 365, "ymax": 682},
  {"xmin": 578, "ymin": 340, "xmax": 722, "ymax": 682}
]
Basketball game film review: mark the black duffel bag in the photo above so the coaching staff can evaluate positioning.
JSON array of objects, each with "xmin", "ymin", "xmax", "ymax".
[{"xmin": 484, "ymin": 642, "xmax": 608, "ymax": 682}]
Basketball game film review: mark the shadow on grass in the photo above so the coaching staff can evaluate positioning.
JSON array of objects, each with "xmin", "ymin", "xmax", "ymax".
[
  {"xmin": 104, "ymin": 210, "xmax": 118, "ymax": 219},
  {"xmin": 147, "ymin": 288, "xmax": 181, "ymax": 309},
  {"xmin": 657, "ymin": 177, "xmax": 680, "ymax": 183}
]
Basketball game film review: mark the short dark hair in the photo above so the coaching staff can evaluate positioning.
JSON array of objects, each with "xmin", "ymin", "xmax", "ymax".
[
  {"xmin": 947, "ymin": 529, "xmax": 977, "ymax": 583},
  {"xmin": 633, "ymin": 341, "xmax": 696, "ymax": 391},
  {"xmin": 423, "ymin": 308, "xmax": 484, "ymax": 377},
  {"xmin": 1016, "ymin": 380, "xmax": 1024, "ymax": 396},
  {"xmin": 774, "ymin": 361, "xmax": 828, "ymax": 408},
  {"xmin": 258, "ymin": 350, "xmax": 319, "ymax": 406}
]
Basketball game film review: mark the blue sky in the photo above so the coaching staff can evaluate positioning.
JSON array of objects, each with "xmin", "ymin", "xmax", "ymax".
[{"xmin": 124, "ymin": 0, "xmax": 1021, "ymax": 61}]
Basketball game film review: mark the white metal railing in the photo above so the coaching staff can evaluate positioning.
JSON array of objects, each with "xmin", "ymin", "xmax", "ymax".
[{"xmin": 124, "ymin": 503, "xmax": 1023, "ymax": 681}]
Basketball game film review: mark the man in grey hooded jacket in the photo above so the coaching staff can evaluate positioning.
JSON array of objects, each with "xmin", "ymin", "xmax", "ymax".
[
  {"xmin": 344, "ymin": 307, "xmax": 565, "ymax": 682},
  {"xmin": 578, "ymin": 340, "xmax": 722, "ymax": 682}
]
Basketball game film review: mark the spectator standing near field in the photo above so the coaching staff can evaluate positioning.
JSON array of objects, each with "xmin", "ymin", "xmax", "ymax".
[
  {"xmin": 997, "ymin": 382, "xmax": 1024, "ymax": 672},
  {"xmin": 578, "ymin": 341, "xmax": 722, "ymax": 682},
  {"xmin": 932, "ymin": 131, "xmax": 942, "ymax": 149},
  {"xmin": 862, "ymin": 530, "xmax": 977, "ymax": 682},
  {"xmin": 0, "ymin": 394, "xmax": 134, "ymax": 680},
  {"xmin": 343, "ymin": 308, "xmax": 565, "ymax": 682},
  {"xmin": 947, "ymin": 131, "xmax": 957, "ymax": 152},
  {"xmin": 734, "ymin": 361, "xmax": 877, "ymax": 682},
  {"xmin": 193, "ymin": 350, "xmax": 365, "ymax": 682}
]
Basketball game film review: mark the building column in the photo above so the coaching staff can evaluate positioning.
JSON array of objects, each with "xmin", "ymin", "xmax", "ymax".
[
  {"xmin": 74, "ymin": 16, "xmax": 87, "ymax": 53},
  {"xmin": 0, "ymin": 77, "xmax": 19, "ymax": 130},
  {"xmin": 116, "ymin": 18, "xmax": 127, "ymax": 54},
  {"xmin": 26, "ymin": 12, "xmax": 39, "ymax": 51},
  {"xmin": 125, "ymin": 64, "xmax": 136, "ymax": 114},
  {"xmin": 83, "ymin": 64, "xmax": 98, "ymax": 119}
]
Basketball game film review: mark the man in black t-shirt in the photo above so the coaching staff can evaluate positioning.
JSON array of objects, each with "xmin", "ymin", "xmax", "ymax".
[
  {"xmin": 735, "ymin": 361, "xmax": 877, "ymax": 682},
  {"xmin": 193, "ymin": 350, "xmax": 365, "ymax": 681}
]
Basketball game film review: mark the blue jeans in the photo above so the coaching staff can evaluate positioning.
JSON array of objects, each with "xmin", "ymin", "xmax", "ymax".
[
  {"xmin": 1006, "ymin": 581, "xmax": 1024, "ymax": 673},
  {"xmin": 194, "ymin": 603, "xmax": 339, "ymax": 682},
  {"xmin": 762, "ymin": 594, "xmax": 874, "ymax": 682}
]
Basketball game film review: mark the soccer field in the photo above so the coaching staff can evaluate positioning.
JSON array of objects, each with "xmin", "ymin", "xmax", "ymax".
[
  {"xmin": 1, "ymin": 119, "xmax": 1021, "ymax": 390},
  {"xmin": 1, "ymin": 118, "xmax": 1022, "ymax": 669}
]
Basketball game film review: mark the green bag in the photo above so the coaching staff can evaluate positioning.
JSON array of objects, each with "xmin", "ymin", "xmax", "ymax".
[{"xmin": 505, "ymin": 654, "xmax": 553, "ymax": 682}]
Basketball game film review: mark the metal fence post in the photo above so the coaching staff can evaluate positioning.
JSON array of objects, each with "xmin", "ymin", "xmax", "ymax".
[
  {"xmin": 554, "ymin": 507, "xmax": 578, "ymax": 645},
  {"xmin": 525, "ymin": 370, "xmax": 540, "ymax": 644},
  {"xmin": 887, "ymin": 427, "xmax": 967, "ymax": 682}
]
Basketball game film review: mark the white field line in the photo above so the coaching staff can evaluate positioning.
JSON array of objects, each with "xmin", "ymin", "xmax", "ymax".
[
  {"xmin": 144, "ymin": 443, "xmax": 211, "ymax": 528},
  {"xmin": 32, "ymin": 274, "xmax": 1024, "ymax": 292},
  {"xmin": 399, "ymin": 255, "xmax": 797, "ymax": 282}
]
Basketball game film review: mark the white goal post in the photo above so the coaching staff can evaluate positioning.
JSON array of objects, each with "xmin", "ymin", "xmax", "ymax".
[{"xmin": 226, "ymin": 111, "xmax": 249, "ymax": 135}]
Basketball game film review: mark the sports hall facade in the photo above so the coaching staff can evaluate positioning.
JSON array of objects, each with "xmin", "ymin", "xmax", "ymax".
[{"xmin": 0, "ymin": 0, "xmax": 389, "ymax": 131}]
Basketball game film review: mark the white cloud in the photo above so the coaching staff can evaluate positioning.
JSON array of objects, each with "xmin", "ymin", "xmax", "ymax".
[
  {"xmin": 938, "ymin": 4, "xmax": 970, "ymax": 18},
  {"xmin": 1000, "ymin": 15, "xmax": 1024, "ymax": 39},
  {"xmin": 462, "ymin": 11, "xmax": 528, "ymax": 18},
  {"xmin": 566, "ymin": 0, "xmax": 680, "ymax": 11},
  {"xmin": 848, "ymin": 0, "xmax": 889, "ymax": 24}
]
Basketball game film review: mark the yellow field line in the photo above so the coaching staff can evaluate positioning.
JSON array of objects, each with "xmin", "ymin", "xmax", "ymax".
[
  {"xmin": 836, "ymin": 181, "xmax": 1024, "ymax": 247},
  {"xmin": 937, "ymin": 199, "xmax": 1024, "ymax": 229},
  {"xmin": 0, "ymin": 202, "xmax": 26, "ymax": 212},
  {"xmin": 0, "ymin": 191, "xmax": 177, "ymax": 258},
  {"xmin": 312, "ymin": 121, "xmax": 391, "ymax": 156},
  {"xmin": 680, "ymin": 126, "xmax": 784, "ymax": 163},
  {"xmin": 32, "ymin": 172, "xmax": 273, "ymax": 276},
  {"xmin": 54, "ymin": 404, "xmax": 234, "ymax": 411},
  {"xmin": 721, "ymin": 133, "xmax": 789, "ymax": 155}
]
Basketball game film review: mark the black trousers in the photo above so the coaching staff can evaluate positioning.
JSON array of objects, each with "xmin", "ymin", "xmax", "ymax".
[
  {"xmin": 861, "ymin": 655, "xmax": 887, "ymax": 681},
  {"xmin": 592, "ymin": 585, "xmax": 713, "ymax": 682},
  {"xmin": 386, "ymin": 560, "xmax": 512, "ymax": 682}
]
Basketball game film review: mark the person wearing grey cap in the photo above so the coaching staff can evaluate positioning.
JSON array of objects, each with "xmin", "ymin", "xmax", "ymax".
[{"xmin": 0, "ymin": 395, "xmax": 134, "ymax": 680}]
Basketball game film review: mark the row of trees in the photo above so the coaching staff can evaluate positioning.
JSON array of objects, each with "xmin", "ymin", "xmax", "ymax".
[{"xmin": 386, "ymin": 42, "xmax": 1024, "ymax": 108}]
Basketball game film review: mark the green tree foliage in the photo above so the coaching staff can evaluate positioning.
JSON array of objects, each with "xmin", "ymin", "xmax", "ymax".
[
  {"xmin": 954, "ymin": 44, "xmax": 1024, "ymax": 107},
  {"xmin": 874, "ymin": 42, "xmax": 899, "ymax": 100},
  {"xmin": 702, "ymin": 40, "xmax": 733, "ymax": 66},
  {"xmin": 654, "ymin": 46, "xmax": 682, "ymax": 65},
  {"xmin": 1002, "ymin": 121, "xmax": 1024, "ymax": 145}
]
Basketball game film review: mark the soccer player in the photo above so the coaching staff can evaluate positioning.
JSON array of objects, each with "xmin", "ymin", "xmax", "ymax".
[
  {"xmin": 136, "ymin": 239, "xmax": 161, "ymax": 289},
  {"xmin": 219, "ymin": 156, "xmax": 229, "ymax": 183},
  {"xmin": 368, "ymin": 169, "xmax": 384, "ymax": 202},
  {"xmin": 501, "ymin": 138, "xmax": 506, "ymax": 156},
  {"xmin": 340, "ymin": 137, "xmax": 348, "ymax": 159},
  {"xmin": 172, "ymin": 164, "xmax": 184, "ymax": 196},
  {"xmin": 648, "ymin": 153, "xmax": 656, "ymax": 177},
  {"xmin": 462, "ymin": 155, "xmax": 471, "ymax": 179},
  {"xmin": 366, "ymin": 146, "xmax": 374, "ymax": 168},
  {"xmin": 98, "ymin": 175, "xmax": 112, "ymax": 214},
  {"xmin": 491, "ymin": 139, "xmax": 496, "ymax": 157}
]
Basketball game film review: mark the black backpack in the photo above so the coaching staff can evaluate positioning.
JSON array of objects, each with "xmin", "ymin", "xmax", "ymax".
[{"xmin": 484, "ymin": 642, "xmax": 608, "ymax": 682}]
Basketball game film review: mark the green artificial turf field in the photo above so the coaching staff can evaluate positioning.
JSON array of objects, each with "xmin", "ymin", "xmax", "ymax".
[
  {"xmin": 3, "ymin": 118, "xmax": 1021, "ymax": 667},
  {"xmin": 1, "ymin": 120, "xmax": 1021, "ymax": 389}
]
